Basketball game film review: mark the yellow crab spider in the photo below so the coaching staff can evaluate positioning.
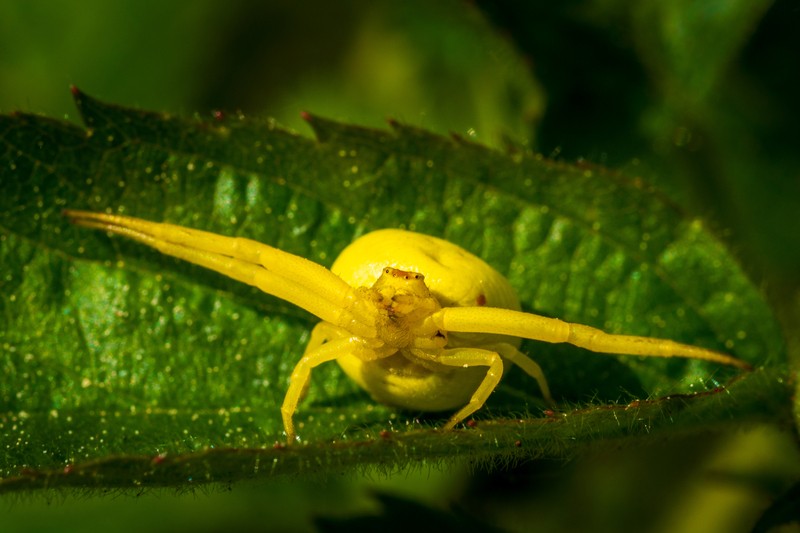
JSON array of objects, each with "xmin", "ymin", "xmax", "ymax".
[{"xmin": 63, "ymin": 210, "xmax": 751, "ymax": 443}]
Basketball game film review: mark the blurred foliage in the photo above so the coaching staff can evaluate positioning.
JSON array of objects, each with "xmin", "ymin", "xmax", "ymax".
[
  {"xmin": 1, "ymin": 0, "xmax": 798, "ymax": 532},
  {"xmin": 476, "ymin": 0, "xmax": 800, "ymax": 292}
]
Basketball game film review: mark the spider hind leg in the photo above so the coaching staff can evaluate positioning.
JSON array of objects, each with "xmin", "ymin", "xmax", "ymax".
[{"xmin": 435, "ymin": 348, "xmax": 504, "ymax": 430}]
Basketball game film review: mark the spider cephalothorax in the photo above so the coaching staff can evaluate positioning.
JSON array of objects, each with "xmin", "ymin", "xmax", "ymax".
[{"xmin": 357, "ymin": 267, "xmax": 446, "ymax": 350}]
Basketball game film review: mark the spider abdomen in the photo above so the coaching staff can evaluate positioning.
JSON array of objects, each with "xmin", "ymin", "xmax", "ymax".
[
  {"xmin": 332, "ymin": 229, "xmax": 520, "ymax": 313},
  {"xmin": 336, "ymin": 350, "xmax": 490, "ymax": 411},
  {"xmin": 330, "ymin": 229, "xmax": 523, "ymax": 410}
]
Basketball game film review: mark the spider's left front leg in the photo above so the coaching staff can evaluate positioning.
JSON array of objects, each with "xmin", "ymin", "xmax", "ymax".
[{"xmin": 432, "ymin": 347, "xmax": 505, "ymax": 430}]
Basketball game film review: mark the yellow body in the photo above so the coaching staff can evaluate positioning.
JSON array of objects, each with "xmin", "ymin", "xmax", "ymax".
[
  {"xmin": 329, "ymin": 230, "xmax": 521, "ymax": 411},
  {"xmin": 63, "ymin": 210, "xmax": 751, "ymax": 443}
]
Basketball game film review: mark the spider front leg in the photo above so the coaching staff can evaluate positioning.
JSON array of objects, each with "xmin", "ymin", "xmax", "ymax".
[
  {"xmin": 62, "ymin": 210, "xmax": 378, "ymax": 336},
  {"xmin": 434, "ymin": 307, "xmax": 751, "ymax": 369},
  {"xmin": 303, "ymin": 322, "xmax": 347, "ymax": 355},
  {"xmin": 294, "ymin": 322, "xmax": 350, "ymax": 403},
  {"xmin": 282, "ymin": 335, "xmax": 373, "ymax": 443},
  {"xmin": 434, "ymin": 348, "xmax": 505, "ymax": 430}
]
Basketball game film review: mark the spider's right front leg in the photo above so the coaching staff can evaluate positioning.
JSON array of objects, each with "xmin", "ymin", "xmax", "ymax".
[
  {"xmin": 62, "ymin": 210, "xmax": 381, "ymax": 336},
  {"xmin": 303, "ymin": 322, "xmax": 348, "ymax": 355},
  {"xmin": 294, "ymin": 322, "xmax": 351, "ymax": 403},
  {"xmin": 281, "ymin": 335, "xmax": 374, "ymax": 444}
]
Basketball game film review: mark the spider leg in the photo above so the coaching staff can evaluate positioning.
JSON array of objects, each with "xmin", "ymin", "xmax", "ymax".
[
  {"xmin": 435, "ymin": 348, "xmax": 504, "ymax": 430},
  {"xmin": 488, "ymin": 342, "xmax": 552, "ymax": 404},
  {"xmin": 63, "ymin": 210, "xmax": 376, "ymax": 337},
  {"xmin": 297, "ymin": 322, "xmax": 351, "ymax": 402},
  {"xmin": 433, "ymin": 307, "xmax": 751, "ymax": 370},
  {"xmin": 281, "ymin": 336, "xmax": 369, "ymax": 443},
  {"xmin": 303, "ymin": 322, "xmax": 344, "ymax": 355}
]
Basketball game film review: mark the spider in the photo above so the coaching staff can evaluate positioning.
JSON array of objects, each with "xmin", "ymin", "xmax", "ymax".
[{"xmin": 63, "ymin": 210, "xmax": 750, "ymax": 443}]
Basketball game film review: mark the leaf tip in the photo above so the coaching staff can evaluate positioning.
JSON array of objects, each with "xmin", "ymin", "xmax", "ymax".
[
  {"xmin": 300, "ymin": 111, "xmax": 334, "ymax": 143},
  {"xmin": 69, "ymin": 85, "xmax": 90, "ymax": 111}
]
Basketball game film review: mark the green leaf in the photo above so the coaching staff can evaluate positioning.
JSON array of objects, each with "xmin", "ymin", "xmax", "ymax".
[{"xmin": 0, "ymin": 91, "xmax": 788, "ymax": 492}]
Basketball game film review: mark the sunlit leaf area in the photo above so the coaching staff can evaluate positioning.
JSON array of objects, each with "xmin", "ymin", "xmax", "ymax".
[{"xmin": 1, "ymin": 1, "xmax": 798, "ymax": 531}]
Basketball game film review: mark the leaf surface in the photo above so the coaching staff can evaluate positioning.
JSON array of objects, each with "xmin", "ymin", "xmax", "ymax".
[{"xmin": 0, "ymin": 91, "xmax": 787, "ymax": 491}]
